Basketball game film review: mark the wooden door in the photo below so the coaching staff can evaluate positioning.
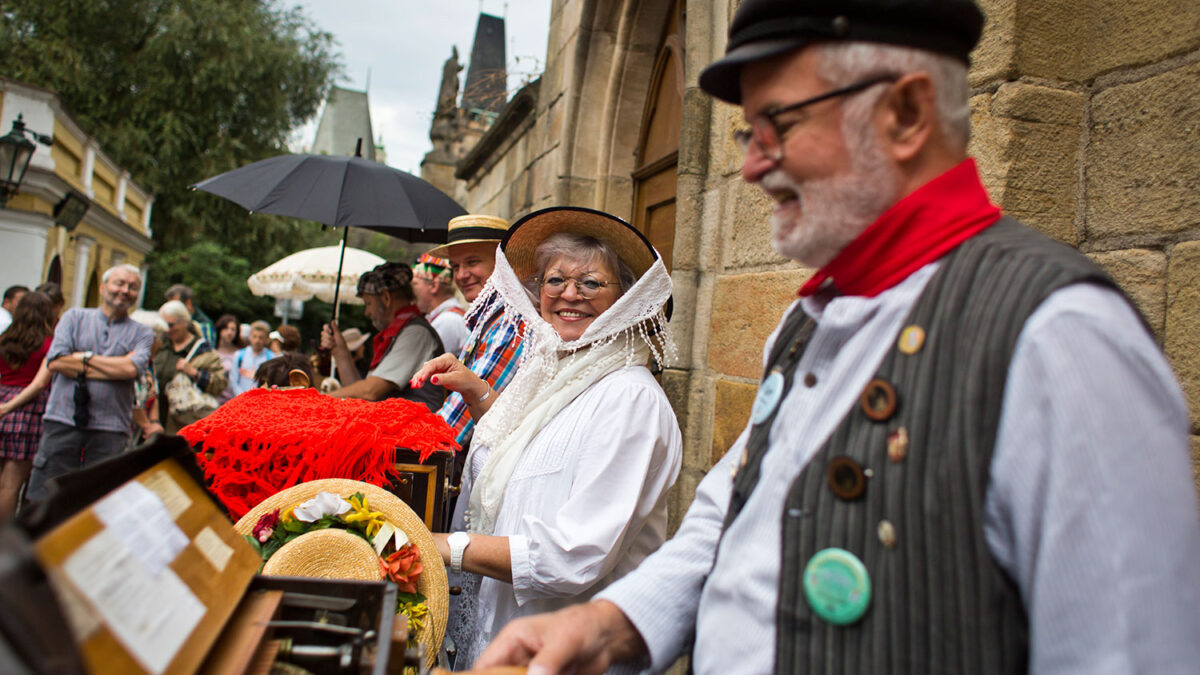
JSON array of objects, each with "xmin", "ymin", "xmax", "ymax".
[{"xmin": 632, "ymin": 0, "xmax": 683, "ymax": 271}]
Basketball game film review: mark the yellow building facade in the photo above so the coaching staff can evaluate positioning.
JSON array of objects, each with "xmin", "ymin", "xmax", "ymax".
[{"xmin": 0, "ymin": 79, "xmax": 153, "ymax": 307}]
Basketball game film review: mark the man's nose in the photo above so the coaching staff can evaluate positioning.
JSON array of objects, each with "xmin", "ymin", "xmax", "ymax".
[{"xmin": 741, "ymin": 143, "xmax": 776, "ymax": 184}]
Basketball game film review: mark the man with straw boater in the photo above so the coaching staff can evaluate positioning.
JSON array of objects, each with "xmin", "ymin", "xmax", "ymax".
[
  {"xmin": 425, "ymin": 215, "xmax": 525, "ymax": 448},
  {"xmin": 473, "ymin": 0, "xmax": 1200, "ymax": 673}
]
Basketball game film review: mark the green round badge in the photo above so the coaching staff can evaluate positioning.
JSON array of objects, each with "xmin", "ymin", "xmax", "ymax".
[{"xmin": 803, "ymin": 547, "xmax": 871, "ymax": 625}]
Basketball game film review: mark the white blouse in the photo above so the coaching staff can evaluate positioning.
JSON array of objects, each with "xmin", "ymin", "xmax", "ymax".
[{"xmin": 447, "ymin": 364, "xmax": 682, "ymax": 666}]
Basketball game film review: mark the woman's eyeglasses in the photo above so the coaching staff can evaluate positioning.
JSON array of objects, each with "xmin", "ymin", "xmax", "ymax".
[{"xmin": 539, "ymin": 275, "xmax": 612, "ymax": 299}]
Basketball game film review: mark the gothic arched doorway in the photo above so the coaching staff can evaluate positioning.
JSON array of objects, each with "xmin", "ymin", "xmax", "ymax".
[
  {"xmin": 85, "ymin": 268, "xmax": 100, "ymax": 307},
  {"xmin": 46, "ymin": 255, "xmax": 62, "ymax": 285}
]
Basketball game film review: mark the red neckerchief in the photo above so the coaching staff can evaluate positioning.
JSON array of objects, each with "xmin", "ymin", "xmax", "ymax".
[
  {"xmin": 369, "ymin": 304, "xmax": 422, "ymax": 370},
  {"xmin": 799, "ymin": 159, "xmax": 1001, "ymax": 298}
]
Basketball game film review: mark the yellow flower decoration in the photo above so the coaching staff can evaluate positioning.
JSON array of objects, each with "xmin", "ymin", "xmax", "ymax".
[
  {"xmin": 280, "ymin": 506, "xmax": 296, "ymax": 524},
  {"xmin": 399, "ymin": 601, "xmax": 428, "ymax": 633},
  {"xmin": 344, "ymin": 494, "xmax": 386, "ymax": 538}
]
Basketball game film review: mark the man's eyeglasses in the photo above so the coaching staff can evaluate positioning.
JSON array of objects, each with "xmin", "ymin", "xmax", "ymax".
[
  {"xmin": 733, "ymin": 74, "xmax": 899, "ymax": 161},
  {"xmin": 539, "ymin": 275, "xmax": 612, "ymax": 299}
]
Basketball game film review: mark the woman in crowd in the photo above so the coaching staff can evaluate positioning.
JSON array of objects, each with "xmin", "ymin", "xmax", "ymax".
[
  {"xmin": 128, "ymin": 309, "xmax": 167, "ymax": 444},
  {"xmin": 268, "ymin": 325, "xmax": 301, "ymax": 354},
  {"xmin": 0, "ymin": 292, "xmax": 56, "ymax": 518},
  {"xmin": 411, "ymin": 206, "xmax": 681, "ymax": 666},
  {"xmin": 214, "ymin": 314, "xmax": 243, "ymax": 404},
  {"xmin": 155, "ymin": 300, "xmax": 227, "ymax": 433}
]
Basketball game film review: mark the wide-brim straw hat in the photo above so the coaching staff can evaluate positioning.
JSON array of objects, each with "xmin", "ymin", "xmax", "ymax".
[
  {"xmin": 234, "ymin": 479, "xmax": 447, "ymax": 668},
  {"xmin": 502, "ymin": 206, "xmax": 671, "ymax": 318},
  {"xmin": 426, "ymin": 214, "xmax": 510, "ymax": 257},
  {"xmin": 502, "ymin": 206, "xmax": 660, "ymax": 280}
]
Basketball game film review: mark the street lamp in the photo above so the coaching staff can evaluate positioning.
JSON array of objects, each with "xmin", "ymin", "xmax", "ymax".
[{"xmin": 0, "ymin": 114, "xmax": 52, "ymax": 207}]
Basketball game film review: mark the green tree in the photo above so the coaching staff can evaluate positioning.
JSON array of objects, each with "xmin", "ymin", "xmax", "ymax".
[
  {"xmin": 0, "ymin": 0, "xmax": 342, "ymax": 259},
  {"xmin": 145, "ymin": 240, "xmax": 374, "ymax": 352}
]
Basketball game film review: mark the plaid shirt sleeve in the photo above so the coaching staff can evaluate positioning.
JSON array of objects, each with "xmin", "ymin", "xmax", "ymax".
[{"xmin": 437, "ymin": 304, "xmax": 525, "ymax": 445}]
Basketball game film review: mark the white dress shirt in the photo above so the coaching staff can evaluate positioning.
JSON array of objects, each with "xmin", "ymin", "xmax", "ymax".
[
  {"xmin": 429, "ymin": 298, "xmax": 470, "ymax": 357},
  {"xmin": 448, "ymin": 365, "xmax": 682, "ymax": 666},
  {"xmin": 600, "ymin": 262, "xmax": 1200, "ymax": 674}
]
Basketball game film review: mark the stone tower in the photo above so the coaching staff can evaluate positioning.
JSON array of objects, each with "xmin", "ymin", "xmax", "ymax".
[{"xmin": 420, "ymin": 14, "xmax": 507, "ymax": 197}]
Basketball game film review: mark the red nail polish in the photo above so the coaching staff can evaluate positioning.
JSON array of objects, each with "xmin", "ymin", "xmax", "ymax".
[{"xmin": 431, "ymin": 376, "xmax": 439, "ymax": 385}]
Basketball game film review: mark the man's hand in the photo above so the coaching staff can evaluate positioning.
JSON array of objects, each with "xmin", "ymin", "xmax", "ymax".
[
  {"xmin": 141, "ymin": 422, "xmax": 164, "ymax": 438},
  {"xmin": 320, "ymin": 321, "xmax": 348, "ymax": 353},
  {"xmin": 474, "ymin": 601, "xmax": 647, "ymax": 675}
]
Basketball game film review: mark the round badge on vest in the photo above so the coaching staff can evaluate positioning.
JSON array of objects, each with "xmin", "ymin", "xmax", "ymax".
[
  {"xmin": 897, "ymin": 325, "xmax": 926, "ymax": 354},
  {"xmin": 750, "ymin": 370, "xmax": 785, "ymax": 426},
  {"xmin": 803, "ymin": 547, "xmax": 872, "ymax": 626}
]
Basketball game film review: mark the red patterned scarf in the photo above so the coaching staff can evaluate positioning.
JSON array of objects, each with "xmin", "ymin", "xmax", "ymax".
[
  {"xmin": 799, "ymin": 159, "xmax": 1001, "ymax": 298},
  {"xmin": 369, "ymin": 304, "xmax": 422, "ymax": 370}
]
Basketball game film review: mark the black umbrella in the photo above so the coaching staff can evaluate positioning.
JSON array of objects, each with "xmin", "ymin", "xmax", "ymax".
[
  {"xmin": 191, "ymin": 140, "xmax": 466, "ymax": 309},
  {"xmin": 191, "ymin": 141, "xmax": 466, "ymax": 380}
]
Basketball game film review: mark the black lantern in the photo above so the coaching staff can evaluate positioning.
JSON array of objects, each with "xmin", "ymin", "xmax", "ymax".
[
  {"xmin": 0, "ymin": 114, "xmax": 39, "ymax": 206},
  {"xmin": 53, "ymin": 191, "xmax": 90, "ymax": 230}
]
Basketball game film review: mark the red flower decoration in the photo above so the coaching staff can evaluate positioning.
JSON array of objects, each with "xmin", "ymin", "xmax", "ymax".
[
  {"xmin": 253, "ymin": 509, "xmax": 280, "ymax": 543},
  {"xmin": 379, "ymin": 544, "xmax": 423, "ymax": 593}
]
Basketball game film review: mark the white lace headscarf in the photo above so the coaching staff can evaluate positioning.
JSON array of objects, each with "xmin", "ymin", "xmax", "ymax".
[{"xmin": 464, "ymin": 226, "xmax": 676, "ymax": 534}]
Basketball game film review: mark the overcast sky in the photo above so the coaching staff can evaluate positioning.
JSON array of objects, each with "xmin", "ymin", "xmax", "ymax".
[{"xmin": 287, "ymin": 1, "xmax": 551, "ymax": 174}]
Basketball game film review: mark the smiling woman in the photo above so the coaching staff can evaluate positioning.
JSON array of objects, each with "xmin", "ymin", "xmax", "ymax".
[
  {"xmin": 528, "ymin": 232, "xmax": 636, "ymax": 342},
  {"xmin": 410, "ymin": 206, "xmax": 680, "ymax": 665}
]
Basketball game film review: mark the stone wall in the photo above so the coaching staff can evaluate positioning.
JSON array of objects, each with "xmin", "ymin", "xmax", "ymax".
[
  {"xmin": 442, "ymin": 0, "xmax": 1200, "ymax": 508},
  {"xmin": 969, "ymin": 0, "xmax": 1200, "ymax": 491}
]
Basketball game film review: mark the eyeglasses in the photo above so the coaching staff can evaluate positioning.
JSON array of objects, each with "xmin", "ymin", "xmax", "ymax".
[
  {"xmin": 539, "ymin": 274, "xmax": 613, "ymax": 299},
  {"xmin": 733, "ymin": 74, "xmax": 899, "ymax": 161}
]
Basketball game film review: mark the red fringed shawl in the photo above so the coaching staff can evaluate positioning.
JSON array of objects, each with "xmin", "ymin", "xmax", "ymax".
[{"xmin": 180, "ymin": 389, "xmax": 460, "ymax": 519}]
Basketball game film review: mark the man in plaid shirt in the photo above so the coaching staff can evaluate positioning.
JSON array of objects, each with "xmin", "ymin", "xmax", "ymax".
[{"xmin": 427, "ymin": 215, "xmax": 525, "ymax": 446}]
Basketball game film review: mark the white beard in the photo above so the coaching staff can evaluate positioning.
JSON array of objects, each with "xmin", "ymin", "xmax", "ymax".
[{"xmin": 766, "ymin": 126, "xmax": 900, "ymax": 268}]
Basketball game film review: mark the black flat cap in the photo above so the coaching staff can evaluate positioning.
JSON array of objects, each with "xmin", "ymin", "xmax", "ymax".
[{"xmin": 699, "ymin": 0, "xmax": 986, "ymax": 104}]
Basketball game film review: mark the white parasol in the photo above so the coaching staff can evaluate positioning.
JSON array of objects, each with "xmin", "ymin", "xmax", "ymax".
[{"xmin": 247, "ymin": 245, "xmax": 385, "ymax": 306}]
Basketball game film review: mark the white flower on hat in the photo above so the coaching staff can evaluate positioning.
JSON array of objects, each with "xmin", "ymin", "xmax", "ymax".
[{"xmin": 293, "ymin": 491, "xmax": 352, "ymax": 522}]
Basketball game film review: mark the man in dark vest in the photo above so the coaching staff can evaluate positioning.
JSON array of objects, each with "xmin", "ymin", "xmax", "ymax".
[
  {"xmin": 473, "ymin": 0, "xmax": 1200, "ymax": 673},
  {"xmin": 320, "ymin": 262, "xmax": 446, "ymax": 411}
]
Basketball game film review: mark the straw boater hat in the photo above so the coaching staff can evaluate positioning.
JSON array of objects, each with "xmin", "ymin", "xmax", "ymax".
[
  {"xmin": 502, "ymin": 206, "xmax": 672, "ymax": 318},
  {"xmin": 426, "ymin": 214, "xmax": 510, "ymax": 257},
  {"xmin": 234, "ymin": 479, "xmax": 447, "ymax": 668}
]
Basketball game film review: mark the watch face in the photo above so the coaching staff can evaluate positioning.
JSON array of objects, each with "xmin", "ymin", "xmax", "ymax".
[{"xmin": 448, "ymin": 531, "xmax": 470, "ymax": 547}]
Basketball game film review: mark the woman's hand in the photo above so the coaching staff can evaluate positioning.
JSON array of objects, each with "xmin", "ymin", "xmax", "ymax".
[
  {"xmin": 411, "ymin": 353, "xmax": 490, "ymax": 402},
  {"xmin": 176, "ymin": 358, "xmax": 198, "ymax": 378}
]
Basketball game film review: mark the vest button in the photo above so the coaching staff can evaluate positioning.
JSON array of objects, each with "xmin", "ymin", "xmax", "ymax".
[
  {"xmin": 860, "ymin": 378, "xmax": 898, "ymax": 422},
  {"xmin": 827, "ymin": 456, "xmax": 868, "ymax": 500},
  {"xmin": 803, "ymin": 372, "xmax": 817, "ymax": 387}
]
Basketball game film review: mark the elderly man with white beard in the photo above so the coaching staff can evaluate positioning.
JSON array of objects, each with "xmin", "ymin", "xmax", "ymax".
[{"xmin": 470, "ymin": 1, "xmax": 1200, "ymax": 674}]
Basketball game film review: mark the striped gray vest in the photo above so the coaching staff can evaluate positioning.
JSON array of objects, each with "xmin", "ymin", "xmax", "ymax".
[{"xmin": 720, "ymin": 218, "xmax": 1124, "ymax": 674}]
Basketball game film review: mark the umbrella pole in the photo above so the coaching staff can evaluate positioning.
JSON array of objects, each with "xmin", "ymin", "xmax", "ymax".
[{"xmin": 330, "ymin": 228, "xmax": 349, "ymax": 382}]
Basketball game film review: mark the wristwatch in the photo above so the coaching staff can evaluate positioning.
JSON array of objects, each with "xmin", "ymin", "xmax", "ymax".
[
  {"xmin": 80, "ymin": 351, "xmax": 95, "ymax": 371},
  {"xmin": 447, "ymin": 531, "xmax": 471, "ymax": 574}
]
